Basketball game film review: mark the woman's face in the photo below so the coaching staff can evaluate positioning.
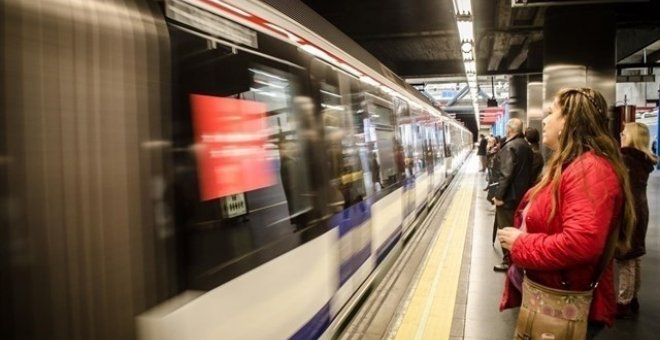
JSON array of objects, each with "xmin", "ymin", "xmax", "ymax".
[
  {"xmin": 542, "ymin": 100, "xmax": 566, "ymax": 151},
  {"xmin": 620, "ymin": 127, "xmax": 631, "ymax": 147}
]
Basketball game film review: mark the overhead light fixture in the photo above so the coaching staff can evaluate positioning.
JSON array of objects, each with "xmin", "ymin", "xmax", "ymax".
[
  {"xmin": 452, "ymin": 0, "xmax": 472, "ymax": 17},
  {"xmin": 452, "ymin": 0, "xmax": 479, "ymax": 128},
  {"xmin": 461, "ymin": 42, "xmax": 473, "ymax": 54},
  {"xmin": 457, "ymin": 21, "xmax": 474, "ymax": 42}
]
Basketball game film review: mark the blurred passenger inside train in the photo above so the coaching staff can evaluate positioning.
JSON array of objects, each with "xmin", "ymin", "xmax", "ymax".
[
  {"xmin": 293, "ymin": 96, "xmax": 326, "ymax": 218},
  {"xmin": 279, "ymin": 140, "xmax": 307, "ymax": 228},
  {"xmin": 490, "ymin": 118, "xmax": 533, "ymax": 272},
  {"xmin": 370, "ymin": 152, "xmax": 382, "ymax": 191},
  {"xmin": 394, "ymin": 141, "xmax": 406, "ymax": 178},
  {"xmin": 477, "ymin": 134, "xmax": 488, "ymax": 172},
  {"xmin": 524, "ymin": 127, "xmax": 544, "ymax": 183},
  {"xmin": 497, "ymin": 88, "xmax": 637, "ymax": 338},
  {"xmin": 615, "ymin": 122, "xmax": 658, "ymax": 318}
]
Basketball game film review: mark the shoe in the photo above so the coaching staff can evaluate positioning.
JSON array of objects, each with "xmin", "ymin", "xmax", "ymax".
[
  {"xmin": 615, "ymin": 303, "xmax": 635, "ymax": 319},
  {"xmin": 493, "ymin": 263, "xmax": 509, "ymax": 272},
  {"xmin": 631, "ymin": 297, "xmax": 640, "ymax": 314}
]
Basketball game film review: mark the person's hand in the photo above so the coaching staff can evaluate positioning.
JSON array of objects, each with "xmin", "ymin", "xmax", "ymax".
[
  {"xmin": 492, "ymin": 198, "xmax": 504, "ymax": 207},
  {"xmin": 497, "ymin": 227, "xmax": 523, "ymax": 250}
]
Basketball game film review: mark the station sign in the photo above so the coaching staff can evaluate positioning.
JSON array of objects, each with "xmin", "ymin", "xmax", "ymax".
[{"xmin": 616, "ymin": 75, "xmax": 656, "ymax": 83}]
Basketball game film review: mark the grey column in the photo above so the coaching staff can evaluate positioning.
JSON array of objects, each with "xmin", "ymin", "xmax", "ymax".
[
  {"xmin": 527, "ymin": 82, "xmax": 544, "ymax": 134},
  {"xmin": 543, "ymin": 6, "xmax": 616, "ymax": 112},
  {"xmin": 508, "ymin": 75, "xmax": 528, "ymax": 123}
]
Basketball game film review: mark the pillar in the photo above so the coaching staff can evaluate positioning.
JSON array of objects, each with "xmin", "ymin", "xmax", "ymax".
[
  {"xmin": 508, "ymin": 75, "xmax": 528, "ymax": 123},
  {"xmin": 543, "ymin": 6, "xmax": 616, "ymax": 137}
]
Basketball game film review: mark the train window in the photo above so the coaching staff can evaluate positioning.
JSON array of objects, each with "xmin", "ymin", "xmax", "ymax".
[
  {"xmin": 169, "ymin": 25, "xmax": 324, "ymax": 289},
  {"xmin": 411, "ymin": 107, "xmax": 426, "ymax": 173},
  {"xmin": 364, "ymin": 93, "xmax": 399, "ymax": 191},
  {"xmin": 434, "ymin": 122, "xmax": 445, "ymax": 163},
  {"xmin": 392, "ymin": 98, "xmax": 407, "ymax": 179},
  {"xmin": 311, "ymin": 60, "xmax": 368, "ymax": 208},
  {"xmin": 398, "ymin": 103, "xmax": 415, "ymax": 177}
]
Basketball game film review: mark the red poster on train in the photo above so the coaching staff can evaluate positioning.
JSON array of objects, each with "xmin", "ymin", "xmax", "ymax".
[{"xmin": 190, "ymin": 94, "xmax": 274, "ymax": 201}]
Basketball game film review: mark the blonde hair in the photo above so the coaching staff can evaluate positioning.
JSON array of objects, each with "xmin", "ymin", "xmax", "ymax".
[
  {"xmin": 529, "ymin": 88, "xmax": 636, "ymax": 254},
  {"xmin": 623, "ymin": 122, "xmax": 659, "ymax": 163}
]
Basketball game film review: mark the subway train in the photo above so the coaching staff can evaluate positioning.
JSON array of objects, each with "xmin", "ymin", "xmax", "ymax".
[{"xmin": 0, "ymin": 0, "xmax": 472, "ymax": 339}]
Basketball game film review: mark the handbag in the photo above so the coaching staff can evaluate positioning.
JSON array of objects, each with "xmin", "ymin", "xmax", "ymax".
[{"xmin": 514, "ymin": 213, "xmax": 621, "ymax": 340}]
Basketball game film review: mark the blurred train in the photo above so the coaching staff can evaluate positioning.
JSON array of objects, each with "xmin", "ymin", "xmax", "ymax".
[{"xmin": 0, "ymin": 0, "xmax": 472, "ymax": 339}]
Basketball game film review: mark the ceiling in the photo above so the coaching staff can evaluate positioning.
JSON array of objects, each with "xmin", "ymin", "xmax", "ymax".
[{"xmin": 301, "ymin": 0, "xmax": 660, "ymax": 131}]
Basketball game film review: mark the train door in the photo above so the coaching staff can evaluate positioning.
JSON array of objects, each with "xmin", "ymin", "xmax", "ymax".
[
  {"xmin": 411, "ymin": 108, "xmax": 428, "ymax": 215},
  {"xmin": 397, "ymin": 102, "xmax": 416, "ymax": 239},
  {"xmin": 309, "ymin": 59, "xmax": 375, "ymax": 318},
  {"xmin": 443, "ymin": 119, "xmax": 454, "ymax": 175}
]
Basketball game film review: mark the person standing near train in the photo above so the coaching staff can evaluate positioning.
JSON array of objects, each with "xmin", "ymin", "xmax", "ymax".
[
  {"xmin": 615, "ymin": 122, "xmax": 658, "ymax": 318},
  {"xmin": 498, "ymin": 88, "xmax": 637, "ymax": 338},
  {"xmin": 477, "ymin": 134, "xmax": 488, "ymax": 172},
  {"xmin": 491, "ymin": 118, "xmax": 534, "ymax": 272}
]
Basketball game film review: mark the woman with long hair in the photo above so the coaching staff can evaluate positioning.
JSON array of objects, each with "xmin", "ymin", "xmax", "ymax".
[
  {"xmin": 615, "ymin": 122, "xmax": 658, "ymax": 318},
  {"xmin": 497, "ymin": 88, "xmax": 637, "ymax": 339}
]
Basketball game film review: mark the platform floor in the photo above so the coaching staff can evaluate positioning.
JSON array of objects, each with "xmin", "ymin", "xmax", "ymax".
[{"xmin": 384, "ymin": 154, "xmax": 660, "ymax": 340}]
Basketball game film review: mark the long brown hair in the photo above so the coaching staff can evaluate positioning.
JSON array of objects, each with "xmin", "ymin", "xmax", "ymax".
[{"xmin": 529, "ymin": 88, "xmax": 636, "ymax": 253}]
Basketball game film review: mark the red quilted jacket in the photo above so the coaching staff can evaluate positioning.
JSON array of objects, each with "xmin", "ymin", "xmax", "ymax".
[{"xmin": 500, "ymin": 151, "xmax": 623, "ymax": 327}]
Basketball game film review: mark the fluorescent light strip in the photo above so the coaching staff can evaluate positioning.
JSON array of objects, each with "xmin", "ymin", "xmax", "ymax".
[
  {"xmin": 452, "ymin": 0, "xmax": 479, "ymax": 128},
  {"xmin": 452, "ymin": 0, "xmax": 472, "ymax": 16},
  {"xmin": 457, "ymin": 20, "xmax": 474, "ymax": 42}
]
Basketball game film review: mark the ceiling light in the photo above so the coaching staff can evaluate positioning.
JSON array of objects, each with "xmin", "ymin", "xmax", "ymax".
[
  {"xmin": 464, "ymin": 61, "xmax": 476, "ymax": 74},
  {"xmin": 461, "ymin": 42, "xmax": 473, "ymax": 54},
  {"xmin": 457, "ymin": 21, "xmax": 474, "ymax": 42},
  {"xmin": 452, "ymin": 0, "xmax": 472, "ymax": 17}
]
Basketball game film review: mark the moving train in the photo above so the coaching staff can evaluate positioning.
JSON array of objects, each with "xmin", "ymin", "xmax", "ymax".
[{"xmin": 0, "ymin": 0, "xmax": 472, "ymax": 339}]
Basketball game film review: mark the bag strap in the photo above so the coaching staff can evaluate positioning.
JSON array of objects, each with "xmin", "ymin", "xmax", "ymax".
[
  {"xmin": 558, "ymin": 205, "xmax": 623, "ymax": 290},
  {"xmin": 589, "ymin": 206, "xmax": 624, "ymax": 289}
]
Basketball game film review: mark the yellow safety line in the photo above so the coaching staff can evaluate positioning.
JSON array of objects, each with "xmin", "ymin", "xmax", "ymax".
[{"xmin": 391, "ymin": 173, "xmax": 474, "ymax": 340}]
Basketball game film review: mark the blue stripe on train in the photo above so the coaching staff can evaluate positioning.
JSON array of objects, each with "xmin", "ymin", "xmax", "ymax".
[
  {"xmin": 289, "ymin": 303, "xmax": 331, "ymax": 340},
  {"xmin": 331, "ymin": 201, "xmax": 371, "ymax": 238},
  {"xmin": 375, "ymin": 225, "xmax": 402, "ymax": 265},
  {"xmin": 339, "ymin": 242, "xmax": 372, "ymax": 286}
]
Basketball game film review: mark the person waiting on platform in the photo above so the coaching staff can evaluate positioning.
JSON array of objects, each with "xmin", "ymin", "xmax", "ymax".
[
  {"xmin": 497, "ymin": 88, "xmax": 637, "ymax": 339},
  {"xmin": 491, "ymin": 118, "xmax": 534, "ymax": 272},
  {"xmin": 477, "ymin": 134, "xmax": 488, "ymax": 172},
  {"xmin": 615, "ymin": 122, "xmax": 658, "ymax": 318},
  {"xmin": 524, "ymin": 127, "xmax": 544, "ymax": 183}
]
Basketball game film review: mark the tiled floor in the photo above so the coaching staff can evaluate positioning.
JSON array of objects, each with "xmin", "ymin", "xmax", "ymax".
[{"xmin": 461, "ymin": 168, "xmax": 660, "ymax": 340}]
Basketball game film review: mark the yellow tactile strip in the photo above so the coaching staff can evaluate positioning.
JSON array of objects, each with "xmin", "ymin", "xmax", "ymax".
[{"xmin": 389, "ymin": 173, "xmax": 474, "ymax": 340}]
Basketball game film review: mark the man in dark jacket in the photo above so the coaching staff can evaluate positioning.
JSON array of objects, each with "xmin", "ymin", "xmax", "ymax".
[
  {"xmin": 477, "ymin": 134, "xmax": 487, "ymax": 172},
  {"xmin": 492, "ymin": 118, "xmax": 534, "ymax": 271}
]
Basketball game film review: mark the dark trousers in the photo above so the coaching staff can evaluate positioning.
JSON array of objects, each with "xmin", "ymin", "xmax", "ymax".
[
  {"xmin": 495, "ymin": 206, "xmax": 515, "ymax": 262},
  {"xmin": 586, "ymin": 321, "xmax": 605, "ymax": 339}
]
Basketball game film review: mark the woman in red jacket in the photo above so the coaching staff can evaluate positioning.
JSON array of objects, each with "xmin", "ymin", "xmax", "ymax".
[{"xmin": 497, "ymin": 88, "xmax": 636, "ymax": 339}]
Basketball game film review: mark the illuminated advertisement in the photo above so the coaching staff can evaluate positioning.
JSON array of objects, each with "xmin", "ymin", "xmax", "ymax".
[{"xmin": 190, "ymin": 94, "xmax": 275, "ymax": 201}]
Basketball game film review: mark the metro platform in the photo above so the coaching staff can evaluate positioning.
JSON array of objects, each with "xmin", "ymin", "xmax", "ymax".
[{"xmin": 340, "ymin": 153, "xmax": 660, "ymax": 340}]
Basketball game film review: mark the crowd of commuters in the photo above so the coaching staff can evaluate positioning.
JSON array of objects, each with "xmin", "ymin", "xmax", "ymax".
[{"xmin": 478, "ymin": 87, "xmax": 657, "ymax": 339}]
